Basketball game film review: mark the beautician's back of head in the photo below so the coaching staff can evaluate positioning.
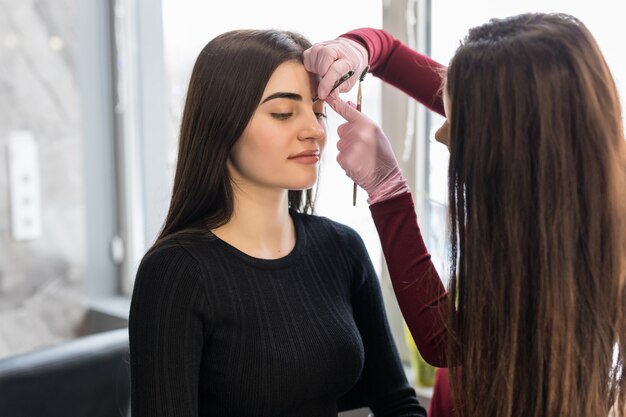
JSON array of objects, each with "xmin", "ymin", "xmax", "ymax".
[
  {"xmin": 154, "ymin": 29, "xmax": 313, "ymax": 248},
  {"xmin": 445, "ymin": 13, "xmax": 626, "ymax": 417}
]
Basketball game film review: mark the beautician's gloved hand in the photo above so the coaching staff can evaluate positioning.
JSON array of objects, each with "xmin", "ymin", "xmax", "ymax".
[
  {"xmin": 326, "ymin": 95, "xmax": 409, "ymax": 205},
  {"xmin": 303, "ymin": 38, "xmax": 369, "ymax": 101}
]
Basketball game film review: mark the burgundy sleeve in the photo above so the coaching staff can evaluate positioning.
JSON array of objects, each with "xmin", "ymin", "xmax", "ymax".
[
  {"xmin": 428, "ymin": 368, "xmax": 457, "ymax": 417},
  {"xmin": 341, "ymin": 28, "xmax": 446, "ymax": 117},
  {"xmin": 369, "ymin": 192, "xmax": 448, "ymax": 367}
]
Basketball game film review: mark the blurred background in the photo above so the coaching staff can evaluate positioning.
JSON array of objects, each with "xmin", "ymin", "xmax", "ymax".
[{"xmin": 0, "ymin": 0, "xmax": 624, "ymax": 408}]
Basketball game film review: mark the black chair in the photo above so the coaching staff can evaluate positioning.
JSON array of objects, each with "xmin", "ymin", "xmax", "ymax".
[{"xmin": 0, "ymin": 328, "xmax": 130, "ymax": 417}]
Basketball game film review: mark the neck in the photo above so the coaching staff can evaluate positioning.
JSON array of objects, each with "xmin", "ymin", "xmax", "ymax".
[{"xmin": 212, "ymin": 183, "xmax": 296, "ymax": 259}]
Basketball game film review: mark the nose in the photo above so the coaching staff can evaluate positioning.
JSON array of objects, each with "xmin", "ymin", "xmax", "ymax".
[
  {"xmin": 434, "ymin": 120, "xmax": 450, "ymax": 147},
  {"xmin": 298, "ymin": 111, "xmax": 326, "ymax": 142}
]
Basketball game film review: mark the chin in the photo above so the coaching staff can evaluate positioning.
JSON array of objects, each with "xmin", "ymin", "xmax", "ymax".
[{"xmin": 286, "ymin": 176, "xmax": 318, "ymax": 191}]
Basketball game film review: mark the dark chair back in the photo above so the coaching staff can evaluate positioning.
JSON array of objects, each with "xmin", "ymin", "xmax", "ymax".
[{"xmin": 0, "ymin": 328, "xmax": 130, "ymax": 417}]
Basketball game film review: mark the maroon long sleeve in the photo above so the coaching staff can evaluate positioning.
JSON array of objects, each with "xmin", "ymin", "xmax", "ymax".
[
  {"xmin": 338, "ymin": 28, "xmax": 450, "ymax": 366},
  {"xmin": 341, "ymin": 28, "xmax": 446, "ymax": 117},
  {"xmin": 370, "ymin": 192, "xmax": 449, "ymax": 367}
]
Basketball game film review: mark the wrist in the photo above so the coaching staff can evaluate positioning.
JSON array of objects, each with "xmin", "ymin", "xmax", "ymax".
[
  {"xmin": 339, "ymin": 34, "xmax": 370, "ymax": 61},
  {"xmin": 366, "ymin": 169, "xmax": 410, "ymax": 205}
]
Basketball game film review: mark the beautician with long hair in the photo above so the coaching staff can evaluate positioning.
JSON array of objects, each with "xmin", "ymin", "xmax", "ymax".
[{"xmin": 306, "ymin": 12, "xmax": 626, "ymax": 417}]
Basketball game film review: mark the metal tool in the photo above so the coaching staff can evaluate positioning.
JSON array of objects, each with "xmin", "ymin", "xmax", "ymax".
[
  {"xmin": 312, "ymin": 70, "xmax": 354, "ymax": 103},
  {"xmin": 353, "ymin": 66, "xmax": 370, "ymax": 206}
]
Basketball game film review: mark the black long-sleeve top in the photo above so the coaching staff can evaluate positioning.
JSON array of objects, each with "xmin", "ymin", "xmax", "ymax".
[{"xmin": 129, "ymin": 210, "xmax": 426, "ymax": 416}]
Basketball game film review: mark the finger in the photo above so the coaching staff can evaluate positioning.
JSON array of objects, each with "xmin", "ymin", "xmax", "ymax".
[
  {"xmin": 337, "ymin": 137, "xmax": 361, "ymax": 154},
  {"xmin": 327, "ymin": 59, "xmax": 358, "ymax": 94},
  {"xmin": 335, "ymin": 153, "xmax": 353, "ymax": 178},
  {"xmin": 317, "ymin": 59, "xmax": 353, "ymax": 99},
  {"xmin": 326, "ymin": 95, "xmax": 361, "ymax": 122},
  {"xmin": 336, "ymin": 153, "xmax": 363, "ymax": 183},
  {"xmin": 303, "ymin": 43, "xmax": 338, "ymax": 75},
  {"xmin": 326, "ymin": 89, "xmax": 340, "ymax": 101},
  {"xmin": 337, "ymin": 121, "xmax": 351, "ymax": 137},
  {"xmin": 336, "ymin": 136, "xmax": 351, "ymax": 152}
]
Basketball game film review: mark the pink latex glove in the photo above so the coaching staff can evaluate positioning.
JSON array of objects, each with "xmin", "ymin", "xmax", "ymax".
[
  {"xmin": 326, "ymin": 95, "xmax": 409, "ymax": 204},
  {"xmin": 303, "ymin": 37, "xmax": 369, "ymax": 101}
]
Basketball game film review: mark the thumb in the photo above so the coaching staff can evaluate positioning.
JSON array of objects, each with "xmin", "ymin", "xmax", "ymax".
[{"xmin": 326, "ymin": 95, "xmax": 361, "ymax": 122}]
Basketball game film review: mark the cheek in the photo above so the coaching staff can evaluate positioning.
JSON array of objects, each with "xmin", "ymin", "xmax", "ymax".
[
  {"xmin": 320, "ymin": 128, "xmax": 328, "ymax": 151},
  {"xmin": 235, "ymin": 122, "xmax": 275, "ymax": 156},
  {"xmin": 232, "ymin": 141, "xmax": 266, "ymax": 168},
  {"xmin": 230, "ymin": 128, "xmax": 284, "ymax": 175},
  {"xmin": 228, "ymin": 141, "xmax": 247, "ymax": 173}
]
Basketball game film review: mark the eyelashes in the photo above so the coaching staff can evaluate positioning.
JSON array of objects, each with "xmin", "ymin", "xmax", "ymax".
[
  {"xmin": 271, "ymin": 113, "xmax": 292, "ymax": 120},
  {"xmin": 271, "ymin": 112, "xmax": 327, "ymax": 121}
]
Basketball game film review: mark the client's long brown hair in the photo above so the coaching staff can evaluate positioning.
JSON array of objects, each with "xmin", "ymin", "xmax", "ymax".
[
  {"xmin": 154, "ymin": 30, "xmax": 315, "ymax": 249},
  {"xmin": 445, "ymin": 13, "xmax": 626, "ymax": 417}
]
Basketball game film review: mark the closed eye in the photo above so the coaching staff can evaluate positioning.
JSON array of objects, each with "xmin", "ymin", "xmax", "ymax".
[
  {"xmin": 271, "ymin": 113, "xmax": 292, "ymax": 120},
  {"xmin": 315, "ymin": 112, "xmax": 327, "ymax": 120}
]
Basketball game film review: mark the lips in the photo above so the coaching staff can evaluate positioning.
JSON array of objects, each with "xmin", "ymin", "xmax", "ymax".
[
  {"xmin": 288, "ymin": 149, "xmax": 320, "ymax": 164},
  {"xmin": 288, "ymin": 150, "xmax": 320, "ymax": 159}
]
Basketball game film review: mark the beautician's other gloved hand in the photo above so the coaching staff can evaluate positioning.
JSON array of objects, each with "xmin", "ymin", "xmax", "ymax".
[
  {"xmin": 326, "ymin": 95, "xmax": 409, "ymax": 205},
  {"xmin": 303, "ymin": 38, "xmax": 369, "ymax": 101}
]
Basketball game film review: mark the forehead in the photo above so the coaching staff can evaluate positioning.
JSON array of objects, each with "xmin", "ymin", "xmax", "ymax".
[
  {"xmin": 443, "ymin": 89, "xmax": 451, "ymax": 113},
  {"xmin": 263, "ymin": 61, "xmax": 317, "ymax": 94},
  {"xmin": 442, "ymin": 78, "xmax": 451, "ymax": 117}
]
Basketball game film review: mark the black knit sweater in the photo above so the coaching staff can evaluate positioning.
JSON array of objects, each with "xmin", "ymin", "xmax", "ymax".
[{"xmin": 129, "ymin": 211, "xmax": 425, "ymax": 416}]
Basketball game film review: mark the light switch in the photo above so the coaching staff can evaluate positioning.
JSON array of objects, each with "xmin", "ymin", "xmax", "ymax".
[{"xmin": 7, "ymin": 131, "xmax": 43, "ymax": 240}]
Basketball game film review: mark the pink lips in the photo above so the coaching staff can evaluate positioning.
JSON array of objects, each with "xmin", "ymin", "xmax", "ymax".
[{"xmin": 288, "ymin": 150, "xmax": 320, "ymax": 164}]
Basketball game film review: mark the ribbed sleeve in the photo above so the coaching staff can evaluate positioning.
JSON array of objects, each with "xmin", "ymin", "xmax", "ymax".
[
  {"xmin": 370, "ymin": 192, "xmax": 449, "ymax": 367},
  {"xmin": 129, "ymin": 244, "xmax": 209, "ymax": 417},
  {"xmin": 341, "ymin": 28, "xmax": 447, "ymax": 117}
]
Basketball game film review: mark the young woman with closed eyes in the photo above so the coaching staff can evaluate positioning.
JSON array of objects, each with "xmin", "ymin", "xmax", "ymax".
[{"xmin": 129, "ymin": 29, "xmax": 426, "ymax": 417}]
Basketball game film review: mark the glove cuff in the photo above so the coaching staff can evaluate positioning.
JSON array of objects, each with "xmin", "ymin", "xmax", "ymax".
[{"xmin": 366, "ymin": 168, "xmax": 410, "ymax": 205}]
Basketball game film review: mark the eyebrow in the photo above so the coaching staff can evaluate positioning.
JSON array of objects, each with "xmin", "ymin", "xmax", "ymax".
[{"xmin": 261, "ymin": 92, "xmax": 303, "ymax": 104}]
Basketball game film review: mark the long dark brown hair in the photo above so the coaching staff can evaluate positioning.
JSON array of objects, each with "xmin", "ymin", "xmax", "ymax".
[
  {"xmin": 445, "ymin": 13, "xmax": 626, "ymax": 417},
  {"xmin": 153, "ymin": 30, "xmax": 315, "ymax": 248}
]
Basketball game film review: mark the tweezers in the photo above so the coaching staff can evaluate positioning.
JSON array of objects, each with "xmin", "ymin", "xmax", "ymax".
[{"xmin": 312, "ymin": 70, "xmax": 355, "ymax": 102}]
